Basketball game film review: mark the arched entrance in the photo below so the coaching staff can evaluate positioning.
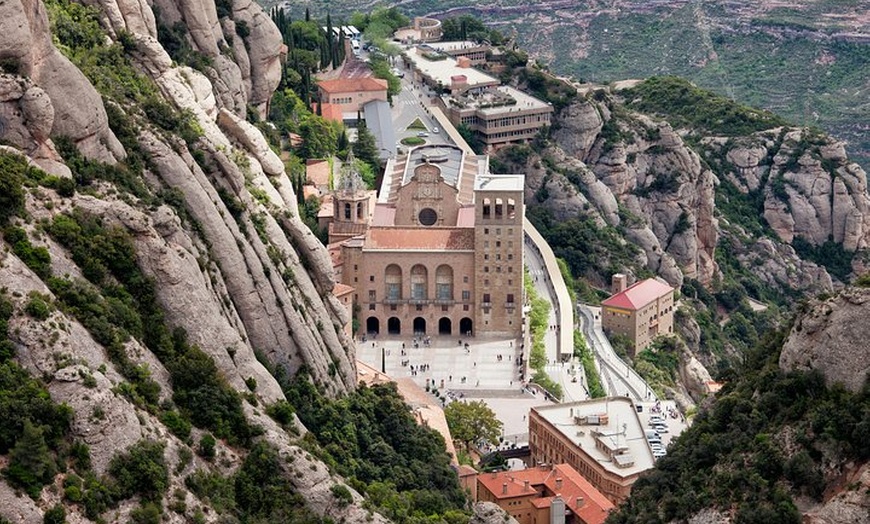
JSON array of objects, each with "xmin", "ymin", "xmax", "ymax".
[
  {"xmin": 387, "ymin": 317, "xmax": 401, "ymax": 335},
  {"xmin": 438, "ymin": 317, "xmax": 452, "ymax": 335},
  {"xmin": 413, "ymin": 317, "xmax": 426, "ymax": 335},
  {"xmin": 366, "ymin": 317, "xmax": 380, "ymax": 335},
  {"xmin": 460, "ymin": 317, "xmax": 473, "ymax": 336}
]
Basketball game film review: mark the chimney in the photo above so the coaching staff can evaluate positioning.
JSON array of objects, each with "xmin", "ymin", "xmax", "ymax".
[
  {"xmin": 502, "ymin": 483, "xmax": 508, "ymax": 495},
  {"xmin": 523, "ymin": 480, "xmax": 530, "ymax": 492},
  {"xmin": 612, "ymin": 273, "xmax": 627, "ymax": 294},
  {"xmin": 555, "ymin": 478, "xmax": 562, "ymax": 490},
  {"xmin": 575, "ymin": 496, "xmax": 584, "ymax": 508}
]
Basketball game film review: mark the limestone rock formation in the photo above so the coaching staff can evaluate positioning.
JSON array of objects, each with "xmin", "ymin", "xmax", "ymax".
[
  {"xmin": 706, "ymin": 129, "xmax": 870, "ymax": 257},
  {"xmin": 0, "ymin": 0, "xmax": 375, "ymax": 520},
  {"xmin": 780, "ymin": 286, "xmax": 870, "ymax": 393},
  {"xmin": 537, "ymin": 96, "xmax": 721, "ymax": 288},
  {"xmin": 469, "ymin": 502, "xmax": 520, "ymax": 524},
  {"xmin": 0, "ymin": 0, "xmax": 125, "ymax": 163}
]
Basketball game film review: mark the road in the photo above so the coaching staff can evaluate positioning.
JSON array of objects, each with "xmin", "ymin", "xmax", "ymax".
[
  {"xmin": 577, "ymin": 304, "xmax": 657, "ymax": 402},
  {"xmin": 390, "ymin": 62, "xmax": 454, "ymax": 150}
]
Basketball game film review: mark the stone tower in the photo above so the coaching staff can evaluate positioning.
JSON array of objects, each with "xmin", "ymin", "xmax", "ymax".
[{"xmin": 472, "ymin": 174, "xmax": 525, "ymax": 337}]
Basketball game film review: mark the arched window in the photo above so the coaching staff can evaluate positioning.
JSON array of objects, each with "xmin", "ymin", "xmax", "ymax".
[
  {"xmin": 495, "ymin": 198, "xmax": 504, "ymax": 218},
  {"xmin": 482, "ymin": 198, "xmax": 491, "ymax": 219},
  {"xmin": 435, "ymin": 265, "xmax": 453, "ymax": 301},
  {"xmin": 410, "ymin": 264, "xmax": 428, "ymax": 301},
  {"xmin": 357, "ymin": 202, "xmax": 363, "ymax": 220},
  {"xmin": 344, "ymin": 202, "xmax": 351, "ymax": 220},
  {"xmin": 507, "ymin": 198, "xmax": 516, "ymax": 219},
  {"xmin": 385, "ymin": 264, "xmax": 402, "ymax": 301}
]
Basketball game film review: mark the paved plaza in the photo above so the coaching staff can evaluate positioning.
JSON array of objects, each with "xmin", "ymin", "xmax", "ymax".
[{"xmin": 357, "ymin": 334, "xmax": 526, "ymax": 392}]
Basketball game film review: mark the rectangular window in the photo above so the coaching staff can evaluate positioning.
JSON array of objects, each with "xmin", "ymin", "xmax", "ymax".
[
  {"xmin": 463, "ymin": 276, "xmax": 469, "ymax": 283},
  {"xmin": 496, "ymin": 241, "xmax": 501, "ymax": 247},
  {"xmin": 368, "ymin": 304, "xmax": 376, "ymax": 311},
  {"xmin": 387, "ymin": 283, "xmax": 400, "ymax": 300},
  {"xmin": 412, "ymin": 283, "xmax": 426, "ymax": 300},
  {"xmin": 462, "ymin": 290, "xmax": 470, "ymax": 300},
  {"xmin": 483, "ymin": 293, "xmax": 491, "ymax": 303},
  {"xmin": 369, "ymin": 275, "xmax": 374, "ymax": 282},
  {"xmin": 507, "ymin": 293, "xmax": 515, "ymax": 303},
  {"xmin": 484, "ymin": 266, "xmax": 489, "ymax": 273},
  {"xmin": 416, "ymin": 304, "xmax": 423, "ymax": 311},
  {"xmin": 436, "ymin": 284, "xmax": 451, "ymax": 300},
  {"xmin": 368, "ymin": 290, "xmax": 376, "ymax": 301}
]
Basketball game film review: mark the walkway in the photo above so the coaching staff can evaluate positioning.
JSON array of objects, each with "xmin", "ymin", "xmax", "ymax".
[{"xmin": 577, "ymin": 304, "xmax": 657, "ymax": 402}]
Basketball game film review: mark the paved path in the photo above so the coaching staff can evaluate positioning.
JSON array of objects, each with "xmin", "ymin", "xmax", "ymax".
[{"xmin": 577, "ymin": 304, "xmax": 657, "ymax": 402}]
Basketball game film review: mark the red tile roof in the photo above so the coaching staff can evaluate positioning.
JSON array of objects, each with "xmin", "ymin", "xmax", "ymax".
[
  {"xmin": 310, "ymin": 102, "xmax": 344, "ymax": 122},
  {"xmin": 366, "ymin": 228, "xmax": 474, "ymax": 250},
  {"xmin": 306, "ymin": 159, "xmax": 331, "ymax": 187},
  {"xmin": 601, "ymin": 278, "xmax": 673, "ymax": 311},
  {"xmin": 318, "ymin": 77, "xmax": 388, "ymax": 94},
  {"xmin": 477, "ymin": 464, "xmax": 614, "ymax": 524},
  {"xmin": 333, "ymin": 283, "xmax": 354, "ymax": 297}
]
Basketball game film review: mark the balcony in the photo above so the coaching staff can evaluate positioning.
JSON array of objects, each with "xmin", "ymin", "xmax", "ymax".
[
  {"xmin": 505, "ymin": 302, "xmax": 516, "ymax": 309},
  {"xmin": 481, "ymin": 302, "xmax": 492, "ymax": 308}
]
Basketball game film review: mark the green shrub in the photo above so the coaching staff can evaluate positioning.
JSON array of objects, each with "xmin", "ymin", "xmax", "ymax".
[
  {"xmin": 197, "ymin": 434, "xmax": 216, "ymax": 459},
  {"xmin": 0, "ymin": 153, "xmax": 29, "ymax": 224},
  {"xmin": 25, "ymin": 293, "xmax": 53, "ymax": 321},
  {"xmin": 108, "ymin": 440, "xmax": 169, "ymax": 503},
  {"xmin": 3, "ymin": 226, "xmax": 52, "ymax": 279},
  {"xmin": 43, "ymin": 504, "xmax": 66, "ymax": 524},
  {"xmin": 330, "ymin": 483, "xmax": 353, "ymax": 506},
  {"xmin": 159, "ymin": 410, "xmax": 192, "ymax": 441}
]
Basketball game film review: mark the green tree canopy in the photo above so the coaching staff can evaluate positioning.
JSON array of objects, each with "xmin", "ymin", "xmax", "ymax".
[{"xmin": 444, "ymin": 400, "xmax": 503, "ymax": 451}]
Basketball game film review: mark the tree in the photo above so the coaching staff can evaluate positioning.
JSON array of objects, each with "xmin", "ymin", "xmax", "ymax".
[
  {"xmin": 444, "ymin": 400, "xmax": 503, "ymax": 452},
  {"xmin": 4, "ymin": 419, "xmax": 56, "ymax": 498},
  {"xmin": 299, "ymin": 116, "xmax": 338, "ymax": 159},
  {"xmin": 353, "ymin": 122, "xmax": 380, "ymax": 170}
]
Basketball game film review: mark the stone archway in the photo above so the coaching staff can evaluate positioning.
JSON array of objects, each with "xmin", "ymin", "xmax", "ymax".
[
  {"xmin": 460, "ymin": 317, "xmax": 473, "ymax": 336},
  {"xmin": 438, "ymin": 317, "xmax": 452, "ymax": 335},
  {"xmin": 388, "ymin": 317, "xmax": 401, "ymax": 335},
  {"xmin": 413, "ymin": 317, "xmax": 426, "ymax": 335},
  {"xmin": 366, "ymin": 317, "xmax": 380, "ymax": 335}
]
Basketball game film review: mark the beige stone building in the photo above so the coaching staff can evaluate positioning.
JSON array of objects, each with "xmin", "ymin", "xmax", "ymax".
[
  {"xmin": 316, "ymin": 77, "xmax": 388, "ymax": 115},
  {"xmin": 600, "ymin": 275, "xmax": 675, "ymax": 356},
  {"xmin": 330, "ymin": 144, "xmax": 525, "ymax": 338},
  {"xmin": 401, "ymin": 47, "xmax": 552, "ymax": 150},
  {"xmin": 528, "ymin": 398, "xmax": 656, "ymax": 504}
]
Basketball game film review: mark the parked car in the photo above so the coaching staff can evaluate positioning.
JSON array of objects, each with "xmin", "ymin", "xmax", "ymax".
[
  {"xmin": 653, "ymin": 424, "xmax": 670, "ymax": 433},
  {"xmin": 653, "ymin": 449, "xmax": 667, "ymax": 458},
  {"xmin": 433, "ymin": 127, "xmax": 440, "ymax": 133},
  {"xmin": 416, "ymin": 131, "xmax": 429, "ymax": 137}
]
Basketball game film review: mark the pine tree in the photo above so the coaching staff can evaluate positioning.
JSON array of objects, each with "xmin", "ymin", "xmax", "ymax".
[
  {"xmin": 326, "ymin": 13, "xmax": 334, "ymax": 69},
  {"xmin": 4, "ymin": 419, "xmax": 56, "ymax": 498},
  {"xmin": 305, "ymin": 7, "xmax": 310, "ymax": 22}
]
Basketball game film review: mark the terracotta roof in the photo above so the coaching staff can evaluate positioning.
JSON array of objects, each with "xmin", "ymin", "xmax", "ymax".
[
  {"xmin": 310, "ymin": 102, "xmax": 344, "ymax": 122},
  {"xmin": 478, "ymin": 464, "xmax": 614, "ymax": 524},
  {"xmin": 366, "ymin": 228, "xmax": 474, "ymax": 250},
  {"xmin": 601, "ymin": 278, "xmax": 673, "ymax": 311},
  {"xmin": 318, "ymin": 77, "xmax": 388, "ymax": 94},
  {"xmin": 333, "ymin": 283, "xmax": 354, "ymax": 297},
  {"xmin": 306, "ymin": 159, "xmax": 331, "ymax": 187}
]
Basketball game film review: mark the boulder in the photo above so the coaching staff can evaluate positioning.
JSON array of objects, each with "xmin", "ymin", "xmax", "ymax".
[{"xmin": 780, "ymin": 286, "xmax": 870, "ymax": 393}]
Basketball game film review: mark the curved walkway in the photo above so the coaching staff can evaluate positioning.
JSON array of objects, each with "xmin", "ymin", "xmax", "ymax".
[
  {"xmin": 523, "ymin": 218, "xmax": 573, "ymax": 361},
  {"xmin": 577, "ymin": 304, "xmax": 657, "ymax": 402}
]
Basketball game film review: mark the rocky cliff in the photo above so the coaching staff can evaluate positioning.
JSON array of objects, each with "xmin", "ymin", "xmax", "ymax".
[{"xmin": 0, "ymin": 0, "xmax": 384, "ymax": 521}]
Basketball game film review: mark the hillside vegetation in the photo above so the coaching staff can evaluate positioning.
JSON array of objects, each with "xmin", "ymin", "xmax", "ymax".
[{"xmin": 608, "ymin": 327, "xmax": 869, "ymax": 523}]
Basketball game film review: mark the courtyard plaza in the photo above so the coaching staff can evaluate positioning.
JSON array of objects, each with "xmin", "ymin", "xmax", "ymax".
[{"xmin": 357, "ymin": 334, "xmax": 526, "ymax": 392}]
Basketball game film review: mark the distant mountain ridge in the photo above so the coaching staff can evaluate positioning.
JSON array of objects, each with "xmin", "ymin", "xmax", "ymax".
[{"xmin": 293, "ymin": 0, "xmax": 870, "ymax": 169}]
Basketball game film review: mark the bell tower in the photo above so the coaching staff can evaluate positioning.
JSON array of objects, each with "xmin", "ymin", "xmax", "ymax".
[{"xmin": 328, "ymin": 151, "xmax": 372, "ymax": 244}]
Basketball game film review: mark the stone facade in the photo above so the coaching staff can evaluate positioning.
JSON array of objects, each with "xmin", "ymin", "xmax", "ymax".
[
  {"xmin": 601, "ymin": 275, "xmax": 675, "ymax": 356},
  {"xmin": 332, "ymin": 145, "xmax": 525, "ymax": 338}
]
